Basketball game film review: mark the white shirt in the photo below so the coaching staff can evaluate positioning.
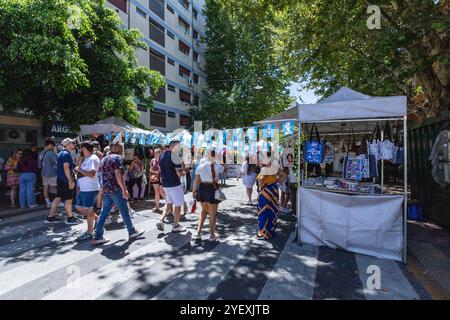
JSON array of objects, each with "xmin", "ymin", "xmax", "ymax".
[
  {"xmin": 196, "ymin": 160, "xmax": 224, "ymax": 182},
  {"xmin": 78, "ymin": 154, "xmax": 100, "ymax": 192}
]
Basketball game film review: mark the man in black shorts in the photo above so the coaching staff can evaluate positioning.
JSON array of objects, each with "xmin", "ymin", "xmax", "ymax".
[{"xmin": 46, "ymin": 138, "xmax": 80, "ymax": 225}]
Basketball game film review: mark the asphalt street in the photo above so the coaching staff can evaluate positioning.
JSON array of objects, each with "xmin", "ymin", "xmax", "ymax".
[{"xmin": 0, "ymin": 180, "xmax": 437, "ymax": 300}]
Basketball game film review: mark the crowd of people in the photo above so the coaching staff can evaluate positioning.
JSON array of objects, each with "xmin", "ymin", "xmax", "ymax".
[{"xmin": 2, "ymin": 136, "xmax": 296, "ymax": 243}]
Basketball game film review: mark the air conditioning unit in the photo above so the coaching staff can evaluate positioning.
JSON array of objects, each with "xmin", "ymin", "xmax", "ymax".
[
  {"xmin": 188, "ymin": 77, "xmax": 193, "ymax": 86},
  {"xmin": 6, "ymin": 129, "xmax": 26, "ymax": 144},
  {"xmin": 195, "ymin": 39, "xmax": 201, "ymax": 47}
]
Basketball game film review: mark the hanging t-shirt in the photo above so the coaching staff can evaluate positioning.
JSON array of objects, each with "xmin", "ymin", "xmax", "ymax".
[{"xmin": 78, "ymin": 154, "xmax": 101, "ymax": 192}]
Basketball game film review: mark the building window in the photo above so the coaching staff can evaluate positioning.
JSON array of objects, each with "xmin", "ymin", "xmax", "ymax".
[
  {"xmin": 193, "ymin": 73, "xmax": 198, "ymax": 84},
  {"xmin": 178, "ymin": 40, "xmax": 190, "ymax": 55},
  {"xmin": 137, "ymin": 104, "xmax": 148, "ymax": 112},
  {"xmin": 178, "ymin": 16, "xmax": 190, "ymax": 34},
  {"xmin": 180, "ymin": 115, "xmax": 190, "ymax": 126},
  {"xmin": 168, "ymin": 84, "xmax": 176, "ymax": 92},
  {"xmin": 166, "ymin": 4, "xmax": 174, "ymax": 14},
  {"xmin": 193, "ymin": 51, "xmax": 198, "ymax": 62},
  {"xmin": 108, "ymin": 0, "xmax": 127, "ymax": 13},
  {"xmin": 150, "ymin": 49, "xmax": 165, "ymax": 76},
  {"xmin": 149, "ymin": 17, "xmax": 165, "ymax": 47},
  {"xmin": 168, "ymin": 111, "xmax": 176, "ymax": 118},
  {"xmin": 179, "ymin": 89, "xmax": 191, "ymax": 103},
  {"xmin": 179, "ymin": 65, "xmax": 190, "ymax": 78},
  {"xmin": 167, "ymin": 58, "xmax": 175, "ymax": 66},
  {"xmin": 193, "ymin": 29, "xmax": 199, "ymax": 40},
  {"xmin": 194, "ymin": 95, "xmax": 199, "ymax": 106},
  {"xmin": 178, "ymin": 0, "xmax": 189, "ymax": 10},
  {"xmin": 167, "ymin": 30, "xmax": 175, "ymax": 39},
  {"xmin": 150, "ymin": 108, "xmax": 166, "ymax": 127},
  {"xmin": 154, "ymin": 86, "xmax": 166, "ymax": 103},
  {"xmin": 136, "ymin": 6, "xmax": 146, "ymax": 18},
  {"xmin": 193, "ymin": 8, "xmax": 198, "ymax": 20},
  {"xmin": 149, "ymin": 0, "xmax": 165, "ymax": 20}
]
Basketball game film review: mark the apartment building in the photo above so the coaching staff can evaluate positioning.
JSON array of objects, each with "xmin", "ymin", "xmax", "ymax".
[{"xmin": 106, "ymin": 0, "xmax": 207, "ymax": 132}]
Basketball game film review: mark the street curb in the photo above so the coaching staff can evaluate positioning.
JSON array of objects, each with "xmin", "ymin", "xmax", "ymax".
[{"xmin": 0, "ymin": 205, "xmax": 47, "ymax": 220}]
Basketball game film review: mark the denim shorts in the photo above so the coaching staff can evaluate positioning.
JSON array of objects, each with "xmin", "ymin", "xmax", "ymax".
[{"xmin": 76, "ymin": 190, "xmax": 99, "ymax": 209}]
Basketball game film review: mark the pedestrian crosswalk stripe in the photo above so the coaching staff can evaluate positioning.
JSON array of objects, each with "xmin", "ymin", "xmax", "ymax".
[
  {"xmin": 41, "ymin": 230, "xmax": 194, "ymax": 300},
  {"xmin": 0, "ymin": 218, "xmax": 160, "ymax": 296}
]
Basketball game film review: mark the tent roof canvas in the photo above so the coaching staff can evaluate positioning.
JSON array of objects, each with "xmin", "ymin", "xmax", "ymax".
[
  {"xmin": 256, "ymin": 87, "xmax": 407, "ymax": 125},
  {"xmin": 79, "ymin": 117, "xmax": 150, "ymax": 135}
]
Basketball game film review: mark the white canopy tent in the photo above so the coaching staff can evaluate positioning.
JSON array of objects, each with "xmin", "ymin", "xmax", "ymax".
[
  {"xmin": 256, "ymin": 87, "xmax": 408, "ymax": 262},
  {"xmin": 79, "ymin": 116, "xmax": 151, "ymax": 135}
]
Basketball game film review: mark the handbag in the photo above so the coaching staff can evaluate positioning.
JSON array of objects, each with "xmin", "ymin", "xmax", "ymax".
[
  {"xmin": 380, "ymin": 121, "xmax": 395, "ymax": 161},
  {"xmin": 304, "ymin": 124, "xmax": 325, "ymax": 164},
  {"xmin": 343, "ymin": 127, "xmax": 364, "ymax": 181},
  {"xmin": 368, "ymin": 123, "xmax": 381, "ymax": 161},
  {"xmin": 210, "ymin": 163, "xmax": 226, "ymax": 202},
  {"xmin": 333, "ymin": 140, "xmax": 347, "ymax": 173},
  {"xmin": 323, "ymin": 142, "xmax": 335, "ymax": 163}
]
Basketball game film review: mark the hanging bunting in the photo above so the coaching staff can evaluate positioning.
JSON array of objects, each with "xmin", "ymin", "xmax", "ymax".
[
  {"xmin": 234, "ymin": 128, "xmax": 243, "ymax": 142},
  {"xmin": 112, "ymin": 132, "xmax": 122, "ymax": 144},
  {"xmin": 130, "ymin": 132, "xmax": 138, "ymax": 144},
  {"xmin": 262, "ymin": 124, "xmax": 275, "ymax": 140},
  {"xmin": 282, "ymin": 121, "xmax": 295, "ymax": 136},
  {"xmin": 226, "ymin": 139, "xmax": 234, "ymax": 164},
  {"xmin": 149, "ymin": 132, "xmax": 153, "ymax": 145},
  {"xmin": 246, "ymin": 127, "xmax": 257, "ymax": 141},
  {"xmin": 124, "ymin": 131, "xmax": 131, "ymax": 143},
  {"xmin": 139, "ymin": 133, "xmax": 145, "ymax": 145}
]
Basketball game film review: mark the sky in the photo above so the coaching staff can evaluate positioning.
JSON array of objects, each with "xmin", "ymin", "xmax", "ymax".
[{"xmin": 289, "ymin": 82, "xmax": 319, "ymax": 104}]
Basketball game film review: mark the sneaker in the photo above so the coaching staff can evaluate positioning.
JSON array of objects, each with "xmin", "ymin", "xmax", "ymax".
[
  {"xmin": 156, "ymin": 220, "xmax": 164, "ymax": 231},
  {"xmin": 46, "ymin": 203, "xmax": 52, "ymax": 208},
  {"xmin": 91, "ymin": 237, "xmax": 110, "ymax": 246},
  {"xmin": 45, "ymin": 216, "xmax": 62, "ymax": 224},
  {"xmin": 76, "ymin": 232, "xmax": 93, "ymax": 242},
  {"xmin": 66, "ymin": 216, "xmax": 81, "ymax": 225},
  {"xmin": 28, "ymin": 204, "xmax": 39, "ymax": 209},
  {"xmin": 58, "ymin": 202, "xmax": 65, "ymax": 207},
  {"xmin": 153, "ymin": 207, "xmax": 161, "ymax": 213},
  {"xmin": 172, "ymin": 225, "xmax": 187, "ymax": 233},
  {"xmin": 129, "ymin": 228, "xmax": 145, "ymax": 240}
]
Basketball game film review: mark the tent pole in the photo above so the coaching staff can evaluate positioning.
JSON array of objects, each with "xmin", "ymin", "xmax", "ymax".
[
  {"xmin": 381, "ymin": 128, "xmax": 384, "ymax": 194},
  {"xmin": 297, "ymin": 122, "xmax": 302, "ymax": 246},
  {"xmin": 403, "ymin": 116, "xmax": 408, "ymax": 264}
]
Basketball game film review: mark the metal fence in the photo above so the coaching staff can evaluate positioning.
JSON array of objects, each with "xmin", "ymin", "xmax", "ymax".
[{"xmin": 408, "ymin": 111, "xmax": 450, "ymax": 229}]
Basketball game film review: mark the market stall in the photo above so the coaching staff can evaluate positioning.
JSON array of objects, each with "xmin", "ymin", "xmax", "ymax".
[{"xmin": 257, "ymin": 87, "xmax": 408, "ymax": 262}]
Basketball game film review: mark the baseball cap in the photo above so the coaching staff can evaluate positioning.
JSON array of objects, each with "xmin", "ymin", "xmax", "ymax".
[{"xmin": 61, "ymin": 138, "xmax": 76, "ymax": 146}]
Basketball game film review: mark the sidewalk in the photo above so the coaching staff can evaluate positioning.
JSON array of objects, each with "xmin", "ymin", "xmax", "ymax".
[{"xmin": 407, "ymin": 220, "xmax": 450, "ymax": 299}]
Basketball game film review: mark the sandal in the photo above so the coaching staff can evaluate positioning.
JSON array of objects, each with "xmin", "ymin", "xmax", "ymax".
[{"xmin": 209, "ymin": 234, "xmax": 220, "ymax": 241}]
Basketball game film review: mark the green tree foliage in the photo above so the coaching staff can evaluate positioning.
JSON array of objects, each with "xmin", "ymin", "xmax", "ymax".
[
  {"xmin": 190, "ymin": 0, "xmax": 293, "ymax": 129},
  {"xmin": 270, "ymin": 0, "xmax": 449, "ymax": 117},
  {"xmin": 0, "ymin": 0, "xmax": 164, "ymax": 128}
]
